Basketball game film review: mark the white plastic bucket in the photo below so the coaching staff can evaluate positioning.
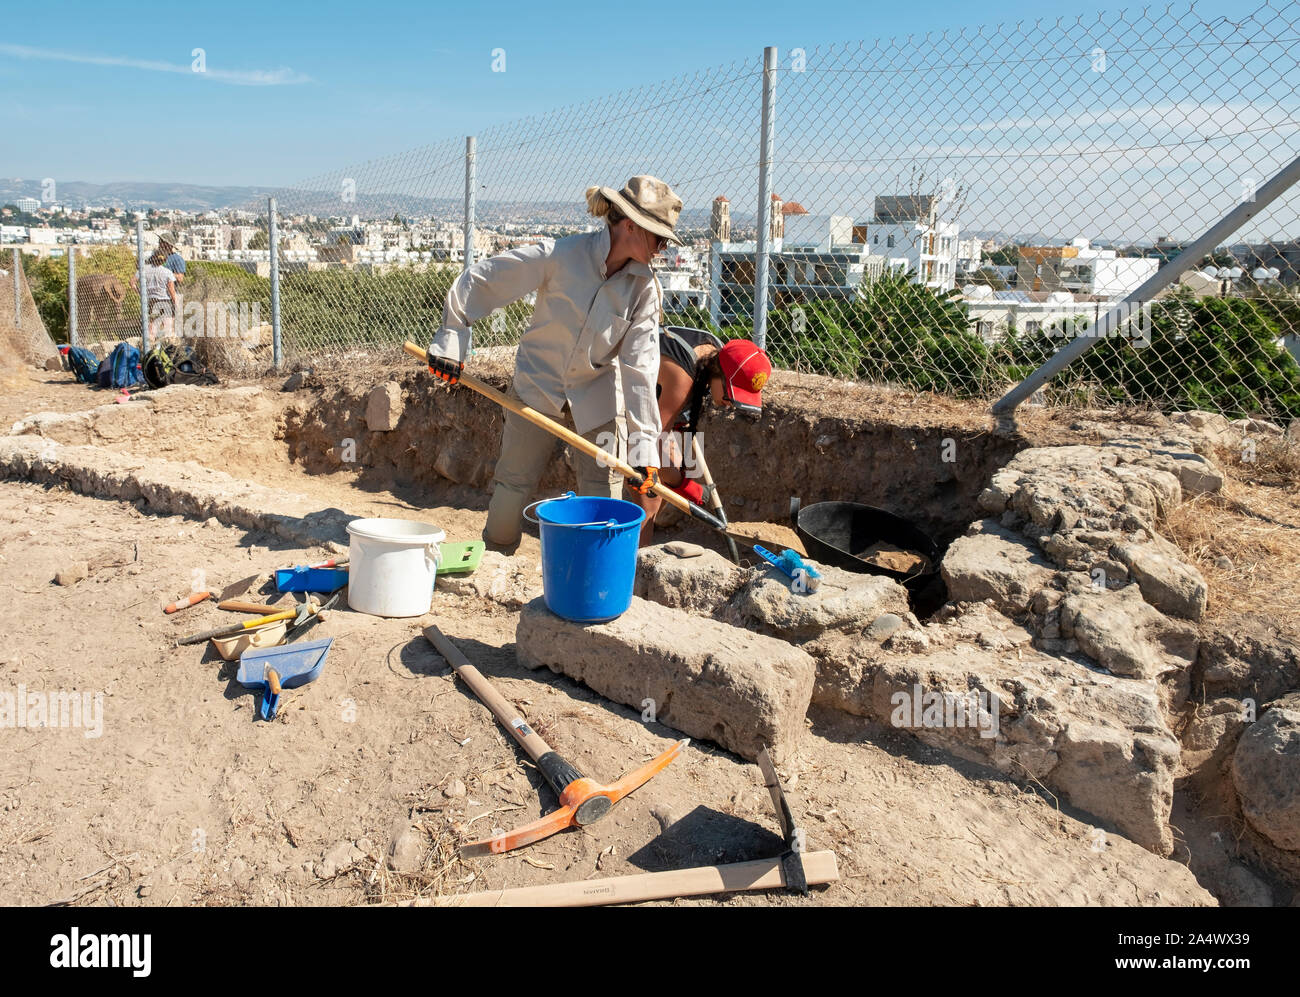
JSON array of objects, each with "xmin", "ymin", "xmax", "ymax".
[{"xmin": 346, "ymin": 518, "xmax": 445, "ymax": 618}]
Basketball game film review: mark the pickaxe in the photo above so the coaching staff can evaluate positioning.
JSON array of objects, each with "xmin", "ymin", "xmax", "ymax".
[{"xmin": 424, "ymin": 625, "xmax": 687, "ymax": 857}]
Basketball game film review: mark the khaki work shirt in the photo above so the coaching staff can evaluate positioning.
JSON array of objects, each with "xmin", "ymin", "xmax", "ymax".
[{"xmin": 429, "ymin": 227, "xmax": 662, "ymax": 467}]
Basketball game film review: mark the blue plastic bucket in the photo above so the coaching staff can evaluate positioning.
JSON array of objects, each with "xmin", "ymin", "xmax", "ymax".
[{"xmin": 526, "ymin": 492, "xmax": 646, "ymax": 624}]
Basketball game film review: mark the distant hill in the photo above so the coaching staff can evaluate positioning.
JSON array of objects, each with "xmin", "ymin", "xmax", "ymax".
[
  {"xmin": 0, "ymin": 178, "xmax": 276, "ymax": 212},
  {"xmin": 0, "ymin": 177, "xmax": 733, "ymax": 228}
]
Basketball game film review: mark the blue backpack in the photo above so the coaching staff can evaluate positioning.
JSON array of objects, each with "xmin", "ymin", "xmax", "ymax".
[
  {"xmin": 107, "ymin": 343, "xmax": 143, "ymax": 389},
  {"xmin": 66, "ymin": 346, "xmax": 100, "ymax": 385}
]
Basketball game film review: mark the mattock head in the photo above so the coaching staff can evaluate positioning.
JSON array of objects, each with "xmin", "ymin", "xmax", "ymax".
[{"xmin": 459, "ymin": 739, "xmax": 689, "ymax": 858}]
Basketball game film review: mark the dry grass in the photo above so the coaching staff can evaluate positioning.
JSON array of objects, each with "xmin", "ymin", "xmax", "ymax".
[
  {"xmin": 357, "ymin": 813, "xmax": 473, "ymax": 906},
  {"xmin": 1162, "ymin": 437, "xmax": 1300, "ymax": 637}
]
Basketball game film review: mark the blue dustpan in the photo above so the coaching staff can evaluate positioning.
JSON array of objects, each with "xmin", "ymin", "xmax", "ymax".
[{"xmin": 236, "ymin": 638, "xmax": 332, "ymax": 720}]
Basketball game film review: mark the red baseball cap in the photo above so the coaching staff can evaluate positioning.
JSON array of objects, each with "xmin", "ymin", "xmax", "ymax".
[{"xmin": 719, "ymin": 339, "xmax": 771, "ymax": 412}]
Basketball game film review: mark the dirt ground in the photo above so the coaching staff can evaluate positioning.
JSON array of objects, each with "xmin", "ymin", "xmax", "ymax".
[{"xmin": 0, "ymin": 363, "xmax": 1270, "ymax": 907}]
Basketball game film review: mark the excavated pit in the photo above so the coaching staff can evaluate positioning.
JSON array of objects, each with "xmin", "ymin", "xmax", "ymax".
[
  {"xmin": 9, "ymin": 358, "xmax": 1029, "ymax": 614},
  {"xmin": 278, "ymin": 355, "xmax": 1026, "ymax": 615},
  {"xmin": 8, "ymin": 355, "xmax": 1041, "ymax": 619}
]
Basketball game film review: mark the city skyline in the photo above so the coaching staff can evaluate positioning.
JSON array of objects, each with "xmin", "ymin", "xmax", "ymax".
[{"xmin": 5, "ymin": 0, "xmax": 1298, "ymax": 247}]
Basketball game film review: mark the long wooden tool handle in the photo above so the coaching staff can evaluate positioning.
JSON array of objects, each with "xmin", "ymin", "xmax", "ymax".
[
  {"xmin": 218, "ymin": 600, "xmax": 282, "ymax": 614},
  {"xmin": 424, "ymin": 625, "xmax": 554, "ymax": 764},
  {"xmin": 419, "ymin": 850, "xmax": 839, "ymax": 907},
  {"xmin": 690, "ymin": 436, "xmax": 740, "ymax": 564},
  {"xmin": 404, "ymin": 340, "xmax": 702, "ymax": 519}
]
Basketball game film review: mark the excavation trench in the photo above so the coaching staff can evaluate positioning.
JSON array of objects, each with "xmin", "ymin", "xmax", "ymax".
[
  {"xmin": 277, "ymin": 358, "xmax": 1026, "ymax": 612},
  {"xmin": 12, "ymin": 357, "xmax": 1028, "ymax": 616}
]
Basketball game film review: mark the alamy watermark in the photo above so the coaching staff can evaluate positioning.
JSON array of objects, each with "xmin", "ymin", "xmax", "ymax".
[
  {"xmin": 592, "ymin": 429, "xmax": 703, "ymax": 476},
  {"xmin": 890, "ymin": 683, "xmax": 1000, "ymax": 739},
  {"xmin": 147, "ymin": 298, "xmax": 263, "ymax": 344},
  {"xmin": 0, "ymin": 686, "xmax": 104, "ymax": 738}
]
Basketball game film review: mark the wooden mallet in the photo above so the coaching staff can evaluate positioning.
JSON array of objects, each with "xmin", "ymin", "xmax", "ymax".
[{"xmin": 424, "ymin": 625, "xmax": 687, "ymax": 857}]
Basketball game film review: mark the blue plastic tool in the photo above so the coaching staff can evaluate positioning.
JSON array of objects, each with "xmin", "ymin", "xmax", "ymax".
[
  {"xmin": 752, "ymin": 544, "xmax": 822, "ymax": 593},
  {"xmin": 275, "ymin": 565, "xmax": 348, "ymax": 594},
  {"xmin": 236, "ymin": 637, "xmax": 333, "ymax": 720}
]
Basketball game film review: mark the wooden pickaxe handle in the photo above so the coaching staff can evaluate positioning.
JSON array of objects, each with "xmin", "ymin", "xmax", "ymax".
[
  {"xmin": 425, "ymin": 624, "xmax": 554, "ymax": 764},
  {"xmin": 424, "ymin": 625, "xmax": 686, "ymax": 856},
  {"xmin": 404, "ymin": 341, "xmax": 728, "ymax": 529},
  {"xmin": 420, "ymin": 851, "xmax": 840, "ymax": 907}
]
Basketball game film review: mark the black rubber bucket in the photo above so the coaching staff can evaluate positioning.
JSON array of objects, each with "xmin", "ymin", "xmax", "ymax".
[{"xmin": 790, "ymin": 498, "xmax": 942, "ymax": 591}]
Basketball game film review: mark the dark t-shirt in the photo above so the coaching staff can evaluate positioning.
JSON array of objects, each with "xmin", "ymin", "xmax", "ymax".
[
  {"xmin": 659, "ymin": 329, "xmax": 699, "ymax": 381},
  {"xmin": 656, "ymin": 326, "xmax": 721, "ymax": 432}
]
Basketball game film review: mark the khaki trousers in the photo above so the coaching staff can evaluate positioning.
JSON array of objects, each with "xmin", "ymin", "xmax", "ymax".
[{"xmin": 484, "ymin": 388, "xmax": 624, "ymax": 546}]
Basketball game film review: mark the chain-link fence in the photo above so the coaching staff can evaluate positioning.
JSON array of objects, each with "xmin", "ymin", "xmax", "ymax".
[{"xmin": 38, "ymin": 0, "xmax": 1300, "ymax": 420}]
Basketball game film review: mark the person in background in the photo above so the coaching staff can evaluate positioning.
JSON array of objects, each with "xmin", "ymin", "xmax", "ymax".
[
  {"xmin": 629, "ymin": 331, "xmax": 771, "ymax": 544},
  {"xmin": 158, "ymin": 238, "xmax": 186, "ymax": 285},
  {"xmin": 427, "ymin": 176, "xmax": 684, "ymax": 548},
  {"xmin": 131, "ymin": 248, "xmax": 177, "ymax": 338}
]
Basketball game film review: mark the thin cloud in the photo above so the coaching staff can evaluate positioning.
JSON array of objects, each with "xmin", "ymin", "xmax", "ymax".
[{"xmin": 0, "ymin": 43, "xmax": 312, "ymax": 86}]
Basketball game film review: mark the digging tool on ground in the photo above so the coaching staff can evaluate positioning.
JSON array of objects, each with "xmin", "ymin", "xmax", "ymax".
[
  {"xmin": 757, "ymin": 746, "xmax": 807, "ymax": 894},
  {"xmin": 403, "ymin": 340, "xmax": 793, "ymax": 552},
  {"xmin": 176, "ymin": 598, "xmax": 321, "ymax": 647},
  {"xmin": 217, "ymin": 573, "xmax": 263, "ymax": 603},
  {"xmin": 412, "ymin": 743, "xmax": 834, "ymax": 907},
  {"xmin": 423, "ymin": 624, "xmax": 687, "ymax": 857},
  {"xmin": 218, "ymin": 599, "xmax": 285, "ymax": 614},
  {"xmin": 283, "ymin": 590, "xmax": 341, "ymax": 644}
]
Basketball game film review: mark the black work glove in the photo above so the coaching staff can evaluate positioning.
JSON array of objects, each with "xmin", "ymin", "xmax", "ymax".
[{"xmin": 427, "ymin": 351, "xmax": 463, "ymax": 385}]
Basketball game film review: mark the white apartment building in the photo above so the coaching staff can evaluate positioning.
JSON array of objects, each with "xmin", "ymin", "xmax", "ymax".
[
  {"xmin": 188, "ymin": 223, "xmax": 230, "ymax": 256},
  {"xmin": 962, "ymin": 286, "xmax": 1110, "ymax": 341},
  {"xmin": 864, "ymin": 220, "xmax": 960, "ymax": 291},
  {"xmin": 956, "ymin": 237, "xmax": 986, "ymax": 272},
  {"xmin": 781, "ymin": 213, "xmax": 855, "ymax": 252},
  {"xmin": 228, "ymin": 225, "xmax": 260, "ymax": 251},
  {"xmin": 14, "ymin": 197, "xmax": 40, "ymax": 213},
  {"xmin": 860, "ymin": 195, "xmax": 961, "ymax": 292},
  {"xmin": 1017, "ymin": 238, "xmax": 1158, "ymax": 298}
]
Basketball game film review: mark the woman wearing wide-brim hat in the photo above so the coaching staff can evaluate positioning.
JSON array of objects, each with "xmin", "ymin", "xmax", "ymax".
[{"xmin": 427, "ymin": 176, "xmax": 684, "ymax": 547}]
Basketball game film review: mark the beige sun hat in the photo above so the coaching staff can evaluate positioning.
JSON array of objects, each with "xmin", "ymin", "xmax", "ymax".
[{"xmin": 586, "ymin": 176, "xmax": 684, "ymax": 246}]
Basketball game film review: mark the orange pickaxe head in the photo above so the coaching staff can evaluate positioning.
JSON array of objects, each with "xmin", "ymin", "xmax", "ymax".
[{"xmin": 460, "ymin": 738, "xmax": 688, "ymax": 857}]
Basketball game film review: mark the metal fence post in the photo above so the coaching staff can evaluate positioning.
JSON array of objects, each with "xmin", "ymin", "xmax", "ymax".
[
  {"xmin": 68, "ymin": 245, "xmax": 77, "ymax": 346},
  {"xmin": 753, "ymin": 46, "xmax": 778, "ymax": 350},
  {"xmin": 136, "ymin": 217, "xmax": 149, "ymax": 353},
  {"xmin": 11, "ymin": 248, "xmax": 20, "ymax": 329},
  {"xmin": 269, "ymin": 196, "xmax": 282, "ymax": 370},
  {"xmin": 992, "ymin": 151, "xmax": 1300, "ymax": 431},
  {"xmin": 464, "ymin": 136, "xmax": 476, "ymax": 272}
]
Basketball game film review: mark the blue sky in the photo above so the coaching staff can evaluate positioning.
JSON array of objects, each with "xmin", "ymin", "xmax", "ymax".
[{"xmin": 0, "ymin": 0, "xmax": 1262, "ymax": 188}]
